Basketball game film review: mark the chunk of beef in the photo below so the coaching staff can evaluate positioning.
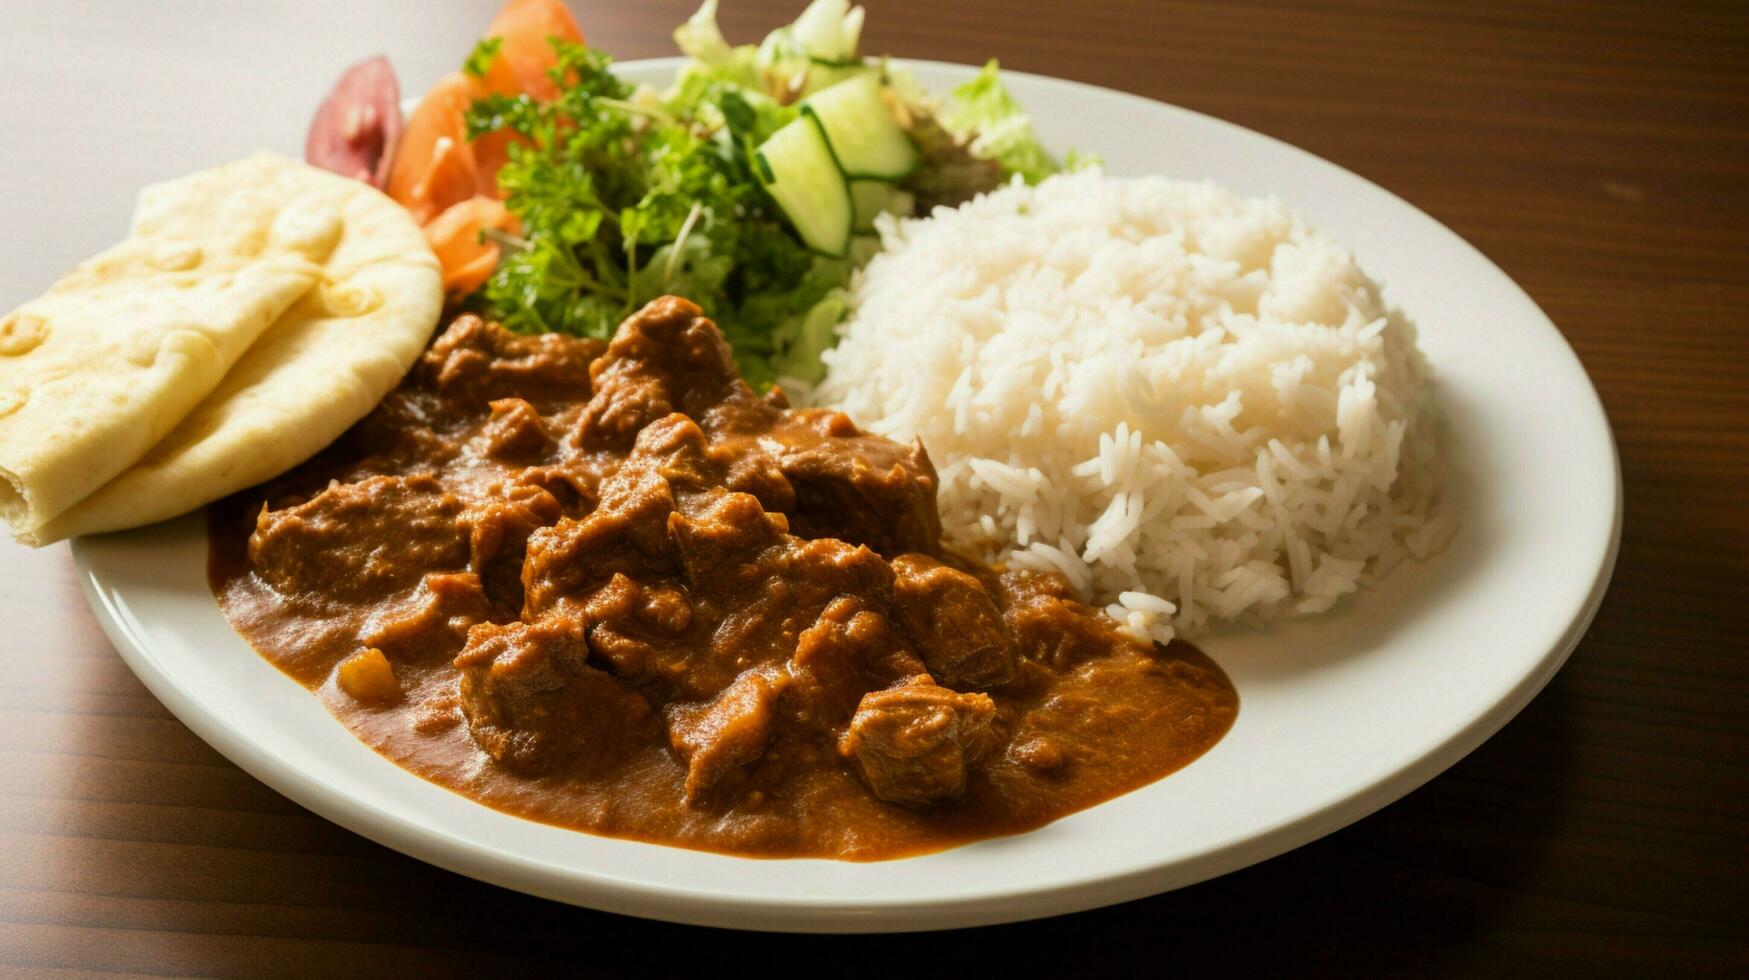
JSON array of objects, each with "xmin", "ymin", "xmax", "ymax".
[
  {"xmin": 521, "ymin": 470, "xmax": 676, "ymax": 614},
  {"xmin": 633, "ymin": 413, "xmax": 720, "ymax": 491},
  {"xmin": 575, "ymin": 572, "xmax": 693, "ymax": 685},
  {"xmin": 889, "ymin": 554, "xmax": 1017, "ymax": 689},
  {"xmin": 463, "ymin": 481, "xmax": 562, "ymax": 610},
  {"xmin": 665, "ymin": 667, "xmax": 786, "ymax": 803},
  {"xmin": 360, "ymin": 571, "xmax": 496, "ymax": 662},
  {"xmin": 667, "ymin": 490, "xmax": 789, "ymax": 587},
  {"xmin": 421, "ymin": 314, "xmax": 600, "ymax": 407},
  {"xmin": 838, "ymin": 676, "xmax": 997, "ymax": 807},
  {"xmin": 249, "ymin": 475, "xmax": 468, "ymax": 601},
  {"xmin": 481, "ymin": 397, "xmax": 552, "ymax": 460},
  {"xmin": 577, "ymin": 297, "xmax": 776, "ymax": 449},
  {"xmin": 718, "ymin": 445, "xmax": 797, "ymax": 514},
  {"xmin": 778, "ymin": 536, "xmax": 897, "ymax": 606},
  {"xmin": 773, "ymin": 411, "xmax": 941, "ymax": 555},
  {"xmin": 455, "ymin": 616, "xmax": 652, "ymax": 774},
  {"xmin": 785, "ymin": 597, "xmax": 922, "ymax": 730},
  {"xmin": 510, "ymin": 464, "xmax": 594, "ymax": 514},
  {"xmin": 704, "ymin": 536, "xmax": 893, "ymax": 656},
  {"xmin": 995, "ymin": 569, "xmax": 1136, "ymax": 669}
]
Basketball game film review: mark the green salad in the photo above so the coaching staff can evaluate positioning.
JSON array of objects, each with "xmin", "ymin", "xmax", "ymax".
[{"xmin": 461, "ymin": 0, "xmax": 1075, "ymax": 386}]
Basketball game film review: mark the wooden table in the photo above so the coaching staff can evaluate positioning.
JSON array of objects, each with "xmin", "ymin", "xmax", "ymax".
[{"xmin": 3, "ymin": 1, "xmax": 1744, "ymax": 974}]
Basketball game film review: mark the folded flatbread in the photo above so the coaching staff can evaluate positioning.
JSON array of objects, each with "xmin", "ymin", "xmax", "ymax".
[{"xmin": 1, "ymin": 153, "xmax": 442, "ymax": 546}]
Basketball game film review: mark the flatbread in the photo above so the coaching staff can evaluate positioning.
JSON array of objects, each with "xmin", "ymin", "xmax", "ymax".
[
  {"xmin": 30, "ymin": 218, "xmax": 440, "ymax": 544},
  {"xmin": 0, "ymin": 154, "xmax": 350, "ymax": 536},
  {"xmin": 20, "ymin": 156, "xmax": 442, "ymax": 546}
]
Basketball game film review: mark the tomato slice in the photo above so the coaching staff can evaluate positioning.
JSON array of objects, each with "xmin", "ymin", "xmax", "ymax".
[{"xmin": 386, "ymin": 0, "xmax": 588, "ymax": 290}]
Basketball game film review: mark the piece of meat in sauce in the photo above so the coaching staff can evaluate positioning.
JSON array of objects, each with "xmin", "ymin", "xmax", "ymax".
[
  {"xmin": 481, "ymin": 397, "xmax": 553, "ymax": 460},
  {"xmin": 578, "ymin": 298, "xmax": 940, "ymax": 555},
  {"xmin": 421, "ymin": 312, "xmax": 599, "ymax": 408},
  {"xmin": 359, "ymin": 570, "xmax": 495, "ymax": 662},
  {"xmin": 770, "ymin": 411, "xmax": 942, "ymax": 557},
  {"xmin": 240, "ymin": 296, "xmax": 1204, "ymax": 823},
  {"xmin": 889, "ymin": 553, "xmax": 1017, "ymax": 689},
  {"xmin": 577, "ymin": 297, "xmax": 775, "ymax": 448},
  {"xmin": 996, "ymin": 568, "xmax": 1137, "ymax": 670},
  {"xmin": 665, "ymin": 666, "xmax": 786, "ymax": 802},
  {"xmin": 839, "ymin": 676, "xmax": 999, "ymax": 807},
  {"xmin": 520, "ymin": 467, "xmax": 693, "ymax": 628},
  {"xmin": 785, "ymin": 596, "xmax": 924, "ymax": 729},
  {"xmin": 463, "ymin": 480, "xmax": 564, "ymax": 610},
  {"xmin": 455, "ymin": 615, "xmax": 654, "ymax": 774},
  {"xmin": 249, "ymin": 474, "xmax": 470, "ymax": 601},
  {"xmin": 336, "ymin": 319, "xmax": 587, "ymax": 470}
]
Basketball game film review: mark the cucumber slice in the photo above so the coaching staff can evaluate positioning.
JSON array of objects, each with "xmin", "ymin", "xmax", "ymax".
[
  {"xmin": 755, "ymin": 114, "xmax": 853, "ymax": 257},
  {"xmin": 851, "ymin": 180, "xmax": 915, "ymax": 232},
  {"xmin": 799, "ymin": 61, "xmax": 873, "ymax": 99},
  {"xmin": 801, "ymin": 73, "xmax": 920, "ymax": 180}
]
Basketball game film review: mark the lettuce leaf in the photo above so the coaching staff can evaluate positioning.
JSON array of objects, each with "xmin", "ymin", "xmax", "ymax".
[{"xmin": 944, "ymin": 59, "xmax": 1060, "ymax": 184}]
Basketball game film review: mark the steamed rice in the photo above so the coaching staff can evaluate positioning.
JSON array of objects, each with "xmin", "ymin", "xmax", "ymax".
[{"xmin": 809, "ymin": 169, "xmax": 1453, "ymax": 644}]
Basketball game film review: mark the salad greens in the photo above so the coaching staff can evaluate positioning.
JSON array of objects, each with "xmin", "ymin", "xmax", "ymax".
[
  {"xmin": 460, "ymin": 0, "xmax": 1071, "ymax": 386},
  {"xmin": 945, "ymin": 60, "xmax": 1064, "ymax": 184}
]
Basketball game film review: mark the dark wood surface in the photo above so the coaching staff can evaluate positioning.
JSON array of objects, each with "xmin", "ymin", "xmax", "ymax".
[{"xmin": 3, "ymin": 0, "xmax": 1746, "ymax": 975}]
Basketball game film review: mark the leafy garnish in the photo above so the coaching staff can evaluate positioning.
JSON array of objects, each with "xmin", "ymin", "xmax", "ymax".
[
  {"xmin": 450, "ymin": 2, "xmax": 1074, "ymax": 386},
  {"xmin": 462, "ymin": 37, "xmax": 504, "ymax": 80},
  {"xmin": 462, "ymin": 39, "xmax": 841, "ymax": 384},
  {"xmin": 944, "ymin": 59, "xmax": 1061, "ymax": 183},
  {"xmin": 896, "ymin": 100, "xmax": 1004, "ymax": 210}
]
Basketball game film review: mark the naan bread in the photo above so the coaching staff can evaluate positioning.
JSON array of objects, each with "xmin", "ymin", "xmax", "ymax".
[
  {"xmin": 30, "ymin": 205, "xmax": 441, "ymax": 544},
  {"xmin": 2, "ymin": 152, "xmax": 442, "ymax": 545}
]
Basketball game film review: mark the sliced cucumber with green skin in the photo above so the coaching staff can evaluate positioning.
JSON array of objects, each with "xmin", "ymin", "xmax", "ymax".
[
  {"xmin": 801, "ymin": 73, "xmax": 920, "ymax": 180},
  {"xmin": 755, "ymin": 113, "xmax": 853, "ymax": 257},
  {"xmin": 851, "ymin": 179, "xmax": 916, "ymax": 232},
  {"xmin": 808, "ymin": 54, "xmax": 867, "ymax": 70},
  {"xmin": 799, "ymin": 61, "xmax": 874, "ymax": 99}
]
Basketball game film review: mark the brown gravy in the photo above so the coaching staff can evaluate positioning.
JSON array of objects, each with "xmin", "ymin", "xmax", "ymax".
[{"xmin": 208, "ymin": 297, "xmax": 1236, "ymax": 860}]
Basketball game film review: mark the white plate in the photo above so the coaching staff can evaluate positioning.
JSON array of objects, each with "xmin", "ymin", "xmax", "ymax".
[{"xmin": 72, "ymin": 58, "xmax": 1620, "ymax": 932}]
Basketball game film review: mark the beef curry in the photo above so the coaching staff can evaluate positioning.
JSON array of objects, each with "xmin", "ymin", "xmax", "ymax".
[{"xmin": 209, "ymin": 296, "xmax": 1236, "ymax": 860}]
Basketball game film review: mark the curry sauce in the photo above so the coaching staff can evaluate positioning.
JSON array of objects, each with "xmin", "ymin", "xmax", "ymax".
[{"xmin": 208, "ymin": 297, "xmax": 1236, "ymax": 860}]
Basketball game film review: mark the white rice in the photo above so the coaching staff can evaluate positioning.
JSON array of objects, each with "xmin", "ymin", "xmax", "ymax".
[{"xmin": 808, "ymin": 169, "xmax": 1454, "ymax": 645}]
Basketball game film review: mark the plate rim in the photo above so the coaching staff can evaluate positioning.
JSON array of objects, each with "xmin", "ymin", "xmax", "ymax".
[{"xmin": 69, "ymin": 56, "xmax": 1622, "ymax": 933}]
